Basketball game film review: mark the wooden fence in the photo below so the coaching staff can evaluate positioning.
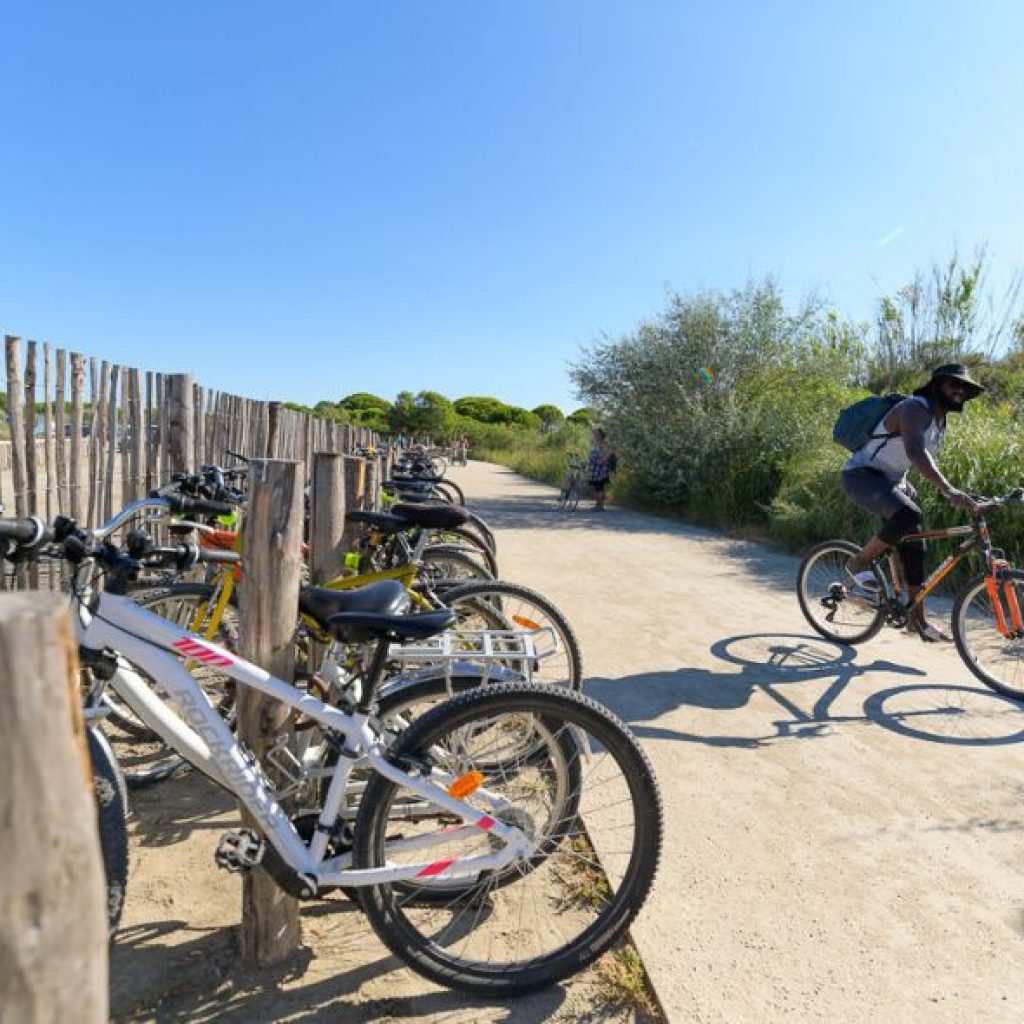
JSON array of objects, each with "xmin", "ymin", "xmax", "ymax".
[{"xmin": 2, "ymin": 334, "xmax": 381, "ymax": 589}]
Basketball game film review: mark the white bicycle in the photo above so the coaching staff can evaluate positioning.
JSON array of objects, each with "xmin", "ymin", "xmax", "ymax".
[{"xmin": 0, "ymin": 506, "xmax": 662, "ymax": 996}]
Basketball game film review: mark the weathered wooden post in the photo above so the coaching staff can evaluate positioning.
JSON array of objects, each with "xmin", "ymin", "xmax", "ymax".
[
  {"xmin": 341, "ymin": 455, "xmax": 367, "ymax": 556},
  {"xmin": 236, "ymin": 458, "xmax": 303, "ymax": 965},
  {"xmin": 310, "ymin": 453, "xmax": 347, "ymax": 586},
  {"xmin": 0, "ymin": 593, "xmax": 108, "ymax": 1022},
  {"xmin": 165, "ymin": 373, "xmax": 195, "ymax": 476},
  {"xmin": 266, "ymin": 401, "xmax": 281, "ymax": 459},
  {"xmin": 69, "ymin": 353, "xmax": 85, "ymax": 521},
  {"xmin": 363, "ymin": 454, "xmax": 380, "ymax": 511}
]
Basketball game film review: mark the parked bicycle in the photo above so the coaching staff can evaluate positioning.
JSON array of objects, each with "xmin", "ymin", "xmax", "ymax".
[
  {"xmin": 1, "ymin": 512, "xmax": 659, "ymax": 994},
  {"xmin": 557, "ymin": 456, "xmax": 588, "ymax": 512},
  {"xmin": 796, "ymin": 488, "xmax": 1024, "ymax": 699}
]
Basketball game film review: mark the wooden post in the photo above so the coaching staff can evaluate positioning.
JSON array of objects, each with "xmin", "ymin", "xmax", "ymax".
[
  {"xmin": 0, "ymin": 593, "xmax": 108, "ymax": 1022},
  {"xmin": 145, "ymin": 371, "xmax": 156, "ymax": 494},
  {"xmin": 236, "ymin": 458, "xmax": 303, "ymax": 966},
  {"xmin": 88, "ymin": 359, "xmax": 105, "ymax": 528},
  {"xmin": 102, "ymin": 365, "xmax": 118, "ymax": 522},
  {"xmin": 119, "ymin": 366, "xmax": 131, "ymax": 508},
  {"xmin": 55, "ymin": 349, "xmax": 68, "ymax": 516},
  {"xmin": 310, "ymin": 452, "xmax": 347, "ymax": 585},
  {"xmin": 165, "ymin": 374, "xmax": 195, "ymax": 476},
  {"xmin": 23, "ymin": 342, "xmax": 38, "ymax": 528},
  {"xmin": 69, "ymin": 353, "xmax": 85, "ymax": 521},
  {"xmin": 363, "ymin": 455, "xmax": 379, "ymax": 511},
  {"xmin": 266, "ymin": 401, "xmax": 281, "ymax": 459},
  {"xmin": 5, "ymin": 338, "xmax": 28, "ymax": 520},
  {"xmin": 341, "ymin": 456, "xmax": 366, "ymax": 555}
]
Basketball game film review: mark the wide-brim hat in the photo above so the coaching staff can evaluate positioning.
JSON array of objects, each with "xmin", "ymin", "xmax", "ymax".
[{"xmin": 913, "ymin": 362, "xmax": 985, "ymax": 399}]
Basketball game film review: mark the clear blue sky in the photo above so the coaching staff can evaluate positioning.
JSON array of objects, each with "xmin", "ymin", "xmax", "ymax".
[{"xmin": 2, "ymin": 2, "xmax": 1022, "ymax": 413}]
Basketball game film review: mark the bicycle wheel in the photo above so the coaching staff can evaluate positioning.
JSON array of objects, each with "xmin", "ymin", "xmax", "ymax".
[
  {"xmin": 466, "ymin": 513, "xmax": 497, "ymax": 555},
  {"xmin": 425, "ymin": 526, "xmax": 499, "ymax": 577},
  {"xmin": 87, "ymin": 728, "xmax": 129, "ymax": 935},
  {"xmin": 353, "ymin": 683, "xmax": 662, "ymax": 995},
  {"xmin": 371, "ymin": 675, "xmax": 582, "ymax": 901},
  {"xmin": 432, "ymin": 479, "xmax": 466, "ymax": 506},
  {"xmin": 952, "ymin": 569, "xmax": 1024, "ymax": 700},
  {"xmin": 796, "ymin": 540, "xmax": 886, "ymax": 644},
  {"xmin": 438, "ymin": 580, "xmax": 583, "ymax": 690},
  {"xmin": 419, "ymin": 545, "xmax": 494, "ymax": 586},
  {"xmin": 567, "ymin": 476, "xmax": 584, "ymax": 512}
]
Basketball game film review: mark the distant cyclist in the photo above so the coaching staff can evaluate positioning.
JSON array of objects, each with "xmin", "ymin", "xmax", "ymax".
[{"xmin": 842, "ymin": 363, "xmax": 984, "ymax": 642}]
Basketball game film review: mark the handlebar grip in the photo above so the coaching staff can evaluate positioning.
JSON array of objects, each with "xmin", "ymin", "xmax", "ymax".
[
  {"xmin": 0, "ymin": 516, "xmax": 52, "ymax": 548},
  {"xmin": 167, "ymin": 495, "xmax": 239, "ymax": 518},
  {"xmin": 0, "ymin": 517, "xmax": 43, "ymax": 543},
  {"xmin": 198, "ymin": 548, "xmax": 241, "ymax": 565}
]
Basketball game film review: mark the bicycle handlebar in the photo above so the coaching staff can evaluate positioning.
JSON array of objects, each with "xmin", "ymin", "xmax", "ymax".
[{"xmin": 0, "ymin": 516, "xmax": 50, "ymax": 547}]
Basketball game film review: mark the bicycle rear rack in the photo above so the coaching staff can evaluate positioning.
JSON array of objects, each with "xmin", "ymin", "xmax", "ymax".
[{"xmin": 388, "ymin": 627, "xmax": 558, "ymax": 684}]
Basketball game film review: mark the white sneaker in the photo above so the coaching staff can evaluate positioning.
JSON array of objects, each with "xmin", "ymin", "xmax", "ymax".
[{"xmin": 845, "ymin": 566, "xmax": 882, "ymax": 600}]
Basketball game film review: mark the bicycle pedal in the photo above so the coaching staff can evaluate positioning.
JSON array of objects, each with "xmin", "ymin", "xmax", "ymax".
[{"xmin": 215, "ymin": 828, "xmax": 265, "ymax": 872}]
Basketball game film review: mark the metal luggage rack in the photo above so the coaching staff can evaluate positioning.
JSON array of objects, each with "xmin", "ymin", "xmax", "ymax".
[{"xmin": 388, "ymin": 626, "xmax": 558, "ymax": 682}]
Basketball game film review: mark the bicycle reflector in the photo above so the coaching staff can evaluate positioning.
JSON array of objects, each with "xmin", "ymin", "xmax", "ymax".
[
  {"xmin": 512, "ymin": 614, "xmax": 542, "ymax": 630},
  {"xmin": 447, "ymin": 771, "xmax": 484, "ymax": 799}
]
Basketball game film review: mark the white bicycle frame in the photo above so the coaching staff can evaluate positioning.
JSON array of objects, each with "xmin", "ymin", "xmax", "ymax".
[{"xmin": 79, "ymin": 589, "xmax": 531, "ymax": 893}]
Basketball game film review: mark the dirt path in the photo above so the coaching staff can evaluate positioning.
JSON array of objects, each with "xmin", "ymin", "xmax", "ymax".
[
  {"xmin": 460, "ymin": 460, "xmax": 1024, "ymax": 1023},
  {"xmin": 109, "ymin": 459, "xmax": 1024, "ymax": 1022}
]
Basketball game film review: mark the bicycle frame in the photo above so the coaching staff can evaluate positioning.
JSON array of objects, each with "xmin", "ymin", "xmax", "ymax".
[
  {"xmin": 79, "ymin": 591, "xmax": 530, "ymax": 892},
  {"xmin": 880, "ymin": 516, "xmax": 1024, "ymax": 636}
]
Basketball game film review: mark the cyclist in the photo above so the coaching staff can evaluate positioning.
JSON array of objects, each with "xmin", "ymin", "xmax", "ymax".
[{"xmin": 842, "ymin": 362, "xmax": 984, "ymax": 642}]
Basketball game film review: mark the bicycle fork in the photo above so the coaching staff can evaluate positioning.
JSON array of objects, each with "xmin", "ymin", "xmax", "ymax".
[{"xmin": 984, "ymin": 562, "xmax": 1024, "ymax": 639}]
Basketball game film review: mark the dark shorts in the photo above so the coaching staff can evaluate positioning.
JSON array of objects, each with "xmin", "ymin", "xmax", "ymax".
[
  {"xmin": 589, "ymin": 477, "xmax": 610, "ymax": 493},
  {"xmin": 841, "ymin": 467, "xmax": 918, "ymax": 520}
]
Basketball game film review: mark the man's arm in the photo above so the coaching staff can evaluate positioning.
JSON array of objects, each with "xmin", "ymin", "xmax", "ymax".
[{"xmin": 894, "ymin": 401, "xmax": 978, "ymax": 510}]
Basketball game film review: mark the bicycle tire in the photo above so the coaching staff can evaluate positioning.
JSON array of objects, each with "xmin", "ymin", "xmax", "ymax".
[
  {"xmin": 420, "ymin": 545, "xmax": 495, "ymax": 585},
  {"xmin": 353, "ymin": 683, "xmax": 662, "ymax": 995},
  {"xmin": 87, "ymin": 727, "xmax": 129, "ymax": 936},
  {"xmin": 432, "ymin": 480, "xmax": 466, "ymax": 506},
  {"xmin": 438, "ymin": 579, "xmax": 583, "ymax": 690},
  {"xmin": 466, "ymin": 513, "xmax": 497, "ymax": 555},
  {"xmin": 425, "ymin": 526, "xmax": 499, "ymax": 577},
  {"xmin": 952, "ymin": 569, "xmax": 1024, "ymax": 700},
  {"xmin": 796, "ymin": 540, "xmax": 886, "ymax": 644}
]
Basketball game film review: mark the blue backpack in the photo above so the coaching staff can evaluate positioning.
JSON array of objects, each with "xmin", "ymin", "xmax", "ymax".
[{"xmin": 832, "ymin": 393, "xmax": 905, "ymax": 452}]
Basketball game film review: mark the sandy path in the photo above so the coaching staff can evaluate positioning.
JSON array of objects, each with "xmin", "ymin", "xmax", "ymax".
[
  {"xmin": 106, "ymin": 458, "xmax": 1024, "ymax": 1022},
  {"xmin": 460, "ymin": 460, "xmax": 1024, "ymax": 1024}
]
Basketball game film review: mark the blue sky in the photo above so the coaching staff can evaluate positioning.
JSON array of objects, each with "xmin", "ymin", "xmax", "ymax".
[{"xmin": 2, "ymin": 2, "xmax": 1022, "ymax": 413}]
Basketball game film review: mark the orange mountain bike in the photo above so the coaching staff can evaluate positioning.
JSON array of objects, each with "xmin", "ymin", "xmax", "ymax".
[{"xmin": 797, "ymin": 488, "xmax": 1024, "ymax": 699}]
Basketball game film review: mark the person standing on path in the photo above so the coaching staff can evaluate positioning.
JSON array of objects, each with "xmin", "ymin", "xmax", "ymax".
[{"xmin": 588, "ymin": 428, "xmax": 617, "ymax": 511}]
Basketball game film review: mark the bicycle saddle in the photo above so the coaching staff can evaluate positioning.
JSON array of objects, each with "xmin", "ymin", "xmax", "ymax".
[
  {"xmin": 298, "ymin": 580, "xmax": 409, "ymax": 629},
  {"xmin": 326, "ymin": 608, "xmax": 457, "ymax": 645},
  {"xmin": 348, "ymin": 503, "xmax": 469, "ymax": 531}
]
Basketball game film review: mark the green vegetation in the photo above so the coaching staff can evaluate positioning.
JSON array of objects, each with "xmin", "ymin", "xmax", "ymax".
[{"xmin": 569, "ymin": 247, "xmax": 1024, "ymax": 571}]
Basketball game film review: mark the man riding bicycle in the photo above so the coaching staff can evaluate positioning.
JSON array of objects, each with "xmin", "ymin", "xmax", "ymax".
[{"xmin": 842, "ymin": 362, "xmax": 984, "ymax": 642}]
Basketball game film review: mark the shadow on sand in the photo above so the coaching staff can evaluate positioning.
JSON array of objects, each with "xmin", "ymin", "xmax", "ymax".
[{"xmin": 585, "ymin": 632, "xmax": 1024, "ymax": 748}]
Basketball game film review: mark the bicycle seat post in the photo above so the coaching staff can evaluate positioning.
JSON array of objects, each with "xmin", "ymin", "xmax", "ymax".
[{"xmin": 358, "ymin": 639, "xmax": 391, "ymax": 714}]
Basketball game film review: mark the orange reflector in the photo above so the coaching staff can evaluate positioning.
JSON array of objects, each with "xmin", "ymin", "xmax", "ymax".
[
  {"xmin": 447, "ymin": 771, "xmax": 484, "ymax": 799},
  {"xmin": 512, "ymin": 615, "xmax": 542, "ymax": 630}
]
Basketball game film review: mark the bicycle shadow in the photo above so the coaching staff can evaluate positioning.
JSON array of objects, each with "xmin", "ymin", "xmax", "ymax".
[
  {"xmin": 585, "ymin": 632, "xmax": 1024, "ymax": 748},
  {"xmin": 110, "ymin": 902, "xmax": 574, "ymax": 1023}
]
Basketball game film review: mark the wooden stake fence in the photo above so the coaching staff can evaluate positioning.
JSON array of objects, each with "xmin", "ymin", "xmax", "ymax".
[{"xmin": 2, "ymin": 334, "xmax": 372, "ymax": 590}]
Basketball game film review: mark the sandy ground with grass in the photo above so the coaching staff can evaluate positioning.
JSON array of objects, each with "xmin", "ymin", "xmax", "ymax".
[{"xmin": 105, "ymin": 458, "xmax": 1024, "ymax": 1022}]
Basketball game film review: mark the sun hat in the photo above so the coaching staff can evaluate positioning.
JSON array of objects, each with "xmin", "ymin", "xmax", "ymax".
[{"xmin": 913, "ymin": 362, "xmax": 985, "ymax": 399}]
